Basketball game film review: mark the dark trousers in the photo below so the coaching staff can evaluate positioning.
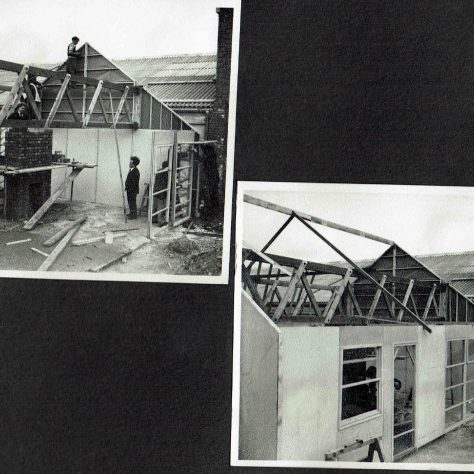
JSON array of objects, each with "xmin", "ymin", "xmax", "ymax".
[
  {"xmin": 127, "ymin": 191, "xmax": 138, "ymax": 217},
  {"xmin": 66, "ymin": 57, "xmax": 79, "ymax": 75}
]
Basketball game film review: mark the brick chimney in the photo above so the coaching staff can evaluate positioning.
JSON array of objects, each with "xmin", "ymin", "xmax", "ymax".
[{"xmin": 207, "ymin": 7, "xmax": 233, "ymax": 209}]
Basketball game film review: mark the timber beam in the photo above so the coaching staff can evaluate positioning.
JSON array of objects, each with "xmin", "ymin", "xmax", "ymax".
[
  {"xmin": 0, "ymin": 59, "xmax": 129, "ymax": 92},
  {"xmin": 2, "ymin": 119, "xmax": 138, "ymax": 129}
]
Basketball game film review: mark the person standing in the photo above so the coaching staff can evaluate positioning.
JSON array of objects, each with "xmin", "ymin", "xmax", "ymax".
[
  {"xmin": 66, "ymin": 36, "xmax": 82, "ymax": 75},
  {"xmin": 125, "ymin": 156, "xmax": 140, "ymax": 219}
]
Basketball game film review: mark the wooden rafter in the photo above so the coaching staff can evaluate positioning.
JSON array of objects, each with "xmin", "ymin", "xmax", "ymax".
[
  {"xmin": 83, "ymin": 80, "xmax": 103, "ymax": 127},
  {"xmin": 45, "ymin": 74, "xmax": 71, "ymax": 128},
  {"xmin": 422, "ymin": 284, "xmax": 437, "ymax": 320},
  {"xmin": 0, "ymin": 65, "xmax": 29, "ymax": 125},
  {"xmin": 397, "ymin": 279, "xmax": 415, "ymax": 321}
]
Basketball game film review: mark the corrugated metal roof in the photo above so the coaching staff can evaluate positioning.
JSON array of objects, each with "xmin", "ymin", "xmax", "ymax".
[
  {"xmin": 114, "ymin": 54, "xmax": 216, "ymax": 85},
  {"xmin": 0, "ymin": 55, "xmax": 216, "ymax": 109},
  {"xmin": 415, "ymin": 252, "xmax": 474, "ymax": 280},
  {"xmin": 146, "ymin": 82, "xmax": 215, "ymax": 109},
  {"xmin": 451, "ymin": 279, "xmax": 474, "ymax": 296}
]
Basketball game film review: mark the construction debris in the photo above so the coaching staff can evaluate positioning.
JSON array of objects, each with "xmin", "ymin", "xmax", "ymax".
[
  {"xmin": 43, "ymin": 216, "xmax": 87, "ymax": 247},
  {"xmin": 5, "ymin": 238, "xmax": 31, "ymax": 246},
  {"xmin": 89, "ymin": 240, "xmax": 148, "ymax": 272},
  {"xmin": 72, "ymin": 232, "xmax": 126, "ymax": 246},
  {"xmin": 38, "ymin": 221, "xmax": 83, "ymax": 271},
  {"xmin": 30, "ymin": 247, "xmax": 49, "ymax": 257}
]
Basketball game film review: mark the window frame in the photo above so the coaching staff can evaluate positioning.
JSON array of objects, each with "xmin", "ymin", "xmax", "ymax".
[
  {"xmin": 339, "ymin": 344, "xmax": 382, "ymax": 429},
  {"xmin": 445, "ymin": 338, "xmax": 474, "ymax": 431}
]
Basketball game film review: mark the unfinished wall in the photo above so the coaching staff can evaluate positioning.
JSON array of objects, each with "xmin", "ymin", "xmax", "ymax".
[
  {"xmin": 4, "ymin": 128, "xmax": 52, "ymax": 219},
  {"xmin": 239, "ymin": 291, "xmax": 280, "ymax": 460},
  {"xmin": 414, "ymin": 326, "xmax": 445, "ymax": 449},
  {"xmin": 277, "ymin": 326, "xmax": 339, "ymax": 461},
  {"xmin": 51, "ymin": 129, "xmax": 195, "ymax": 209}
]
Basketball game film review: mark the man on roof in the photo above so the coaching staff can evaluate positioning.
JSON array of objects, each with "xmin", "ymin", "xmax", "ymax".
[{"xmin": 66, "ymin": 36, "xmax": 83, "ymax": 76}]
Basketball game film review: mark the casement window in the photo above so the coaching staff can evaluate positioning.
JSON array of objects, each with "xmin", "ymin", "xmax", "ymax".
[
  {"xmin": 445, "ymin": 338, "xmax": 474, "ymax": 429},
  {"xmin": 341, "ymin": 347, "xmax": 381, "ymax": 424}
]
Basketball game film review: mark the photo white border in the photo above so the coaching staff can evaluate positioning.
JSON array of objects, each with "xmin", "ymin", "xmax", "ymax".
[
  {"xmin": 231, "ymin": 180, "xmax": 474, "ymax": 471},
  {"xmin": 0, "ymin": 0, "xmax": 241, "ymax": 286}
]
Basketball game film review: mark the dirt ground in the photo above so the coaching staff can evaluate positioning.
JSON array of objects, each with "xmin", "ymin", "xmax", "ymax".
[
  {"xmin": 0, "ymin": 200, "xmax": 223, "ymax": 276},
  {"xmin": 400, "ymin": 422, "xmax": 474, "ymax": 464}
]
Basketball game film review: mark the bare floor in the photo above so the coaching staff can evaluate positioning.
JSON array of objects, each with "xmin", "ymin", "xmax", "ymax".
[
  {"xmin": 400, "ymin": 423, "xmax": 474, "ymax": 464},
  {"xmin": 0, "ymin": 200, "xmax": 223, "ymax": 276}
]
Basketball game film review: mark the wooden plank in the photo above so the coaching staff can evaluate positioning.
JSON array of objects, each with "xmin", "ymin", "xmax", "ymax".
[
  {"xmin": 244, "ymin": 194, "xmax": 394, "ymax": 246},
  {"xmin": 422, "ymin": 284, "xmax": 437, "ymax": 320},
  {"xmin": 4, "ymin": 164, "xmax": 69, "ymax": 175},
  {"xmin": 113, "ymin": 86, "xmax": 129, "ymax": 126},
  {"xmin": 300, "ymin": 273, "xmax": 323, "ymax": 317},
  {"xmin": 23, "ymin": 168, "xmax": 83, "ymax": 230},
  {"xmin": 397, "ymin": 279, "xmax": 415, "ymax": 321},
  {"xmin": 89, "ymin": 241, "xmax": 148, "ymax": 273},
  {"xmin": 324, "ymin": 269, "xmax": 352, "ymax": 323},
  {"xmin": 98, "ymin": 95, "xmax": 109, "ymax": 123},
  {"xmin": 45, "ymin": 74, "xmax": 71, "ymax": 127},
  {"xmin": 38, "ymin": 223, "xmax": 82, "ymax": 271},
  {"xmin": 347, "ymin": 283, "xmax": 363, "ymax": 317},
  {"xmin": 273, "ymin": 262, "xmax": 307, "ymax": 322},
  {"xmin": 0, "ymin": 65, "xmax": 29, "ymax": 125},
  {"xmin": 43, "ymin": 216, "xmax": 88, "ymax": 247},
  {"xmin": 368, "ymin": 275, "xmax": 387, "ymax": 319},
  {"xmin": 72, "ymin": 232, "xmax": 126, "ymax": 246},
  {"xmin": 256, "ymin": 278, "xmax": 334, "ymax": 291},
  {"xmin": 244, "ymin": 243, "xmax": 292, "ymax": 277},
  {"xmin": 30, "ymin": 247, "xmax": 49, "ymax": 257},
  {"xmin": 83, "ymin": 80, "xmax": 103, "ymax": 127},
  {"xmin": 64, "ymin": 87, "xmax": 80, "ymax": 122},
  {"xmin": 21, "ymin": 79, "xmax": 41, "ymax": 119},
  {"xmin": 6, "ymin": 238, "xmax": 31, "ymax": 246}
]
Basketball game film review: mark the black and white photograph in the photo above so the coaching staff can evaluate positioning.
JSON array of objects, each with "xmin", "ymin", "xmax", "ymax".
[
  {"xmin": 232, "ymin": 181, "xmax": 474, "ymax": 469},
  {"xmin": 0, "ymin": 0, "xmax": 239, "ymax": 283}
]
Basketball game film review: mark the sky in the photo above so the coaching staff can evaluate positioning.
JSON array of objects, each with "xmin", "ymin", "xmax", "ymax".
[
  {"xmin": 0, "ymin": 0, "xmax": 238, "ymax": 63},
  {"xmin": 241, "ymin": 183, "xmax": 474, "ymax": 264}
]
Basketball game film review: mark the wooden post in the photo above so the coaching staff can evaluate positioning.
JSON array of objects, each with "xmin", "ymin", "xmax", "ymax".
[
  {"xmin": 147, "ymin": 133, "xmax": 155, "ymax": 239},
  {"xmin": 187, "ymin": 146, "xmax": 194, "ymax": 219},
  {"xmin": 170, "ymin": 131, "xmax": 178, "ymax": 227},
  {"xmin": 45, "ymin": 74, "xmax": 71, "ymax": 127},
  {"xmin": 82, "ymin": 43, "xmax": 88, "ymax": 121},
  {"xmin": 109, "ymin": 90, "xmax": 127, "ymax": 223}
]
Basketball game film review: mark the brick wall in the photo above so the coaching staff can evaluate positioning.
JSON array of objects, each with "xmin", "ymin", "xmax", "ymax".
[
  {"xmin": 207, "ymin": 8, "xmax": 233, "ymax": 209},
  {"xmin": 5, "ymin": 128, "xmax": 53, "ymax": 168},
  {"xmin": 4, "ymin": 128, "xmax": 52, "ymax": 220}
]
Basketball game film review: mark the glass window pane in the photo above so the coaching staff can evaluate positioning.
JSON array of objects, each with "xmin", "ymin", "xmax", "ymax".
[
  {"xmin": 446, "ymin": 366, "xmax": 463, "ymax": 387},
  {"xmin": 445, "ymin": 386, "xmax": 463, "ymax": 408},
  {"xmin": 343, "ymin": 361, "xmax": 377, "ymax": 385},
  {"xmin": 341, "ymin": 383, "xmax": 378, "ymax": 420},
  {"xmin": 469, "ymin": 340, "xmax": 474, "ymax": 362},
  {"xmin": 467, "ymin": 363, "xmax": 474, "ymax": 382},
  {"xmin": 447, "ymin": 340, "xmax": 465, "ymax": 365},
  {"xmin": 343, "ymin": 347, "xmax": 376, "ymax": 361},
  {"xmin": 394, "ymin": 431, "xmax": 414, "ymax": 457},
  {"xmin": 467, "ymin": 381, "xmax": 474, "ymax": 401},
  {"xmin": 445, "ymin": 404, "xmax": 463, "ymax": 428},
  {"xmin": 394, "ymin": 420, "xmax": 413, "ymax": 436}
]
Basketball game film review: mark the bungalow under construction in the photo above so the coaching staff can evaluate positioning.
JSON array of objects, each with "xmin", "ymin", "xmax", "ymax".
[{"xmin": 239, "ymin": 194, "xmax": 474, "ymax": 464}]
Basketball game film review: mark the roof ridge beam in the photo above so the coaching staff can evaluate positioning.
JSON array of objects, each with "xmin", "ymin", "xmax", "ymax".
[{"xmin": 244, "ymin": 194, "xmax": 394, "ymax": 246}]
